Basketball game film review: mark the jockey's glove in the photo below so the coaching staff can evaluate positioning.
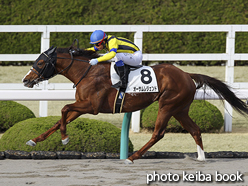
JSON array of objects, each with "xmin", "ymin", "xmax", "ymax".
[{"xmin": 89, "ymin": 58, "xmax": 98, "ymax": 65}]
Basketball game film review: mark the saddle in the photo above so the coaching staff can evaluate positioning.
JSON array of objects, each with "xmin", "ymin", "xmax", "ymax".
[{"xmin": 114, "ymin": 64, "xmax": 143, "ymax": 72}]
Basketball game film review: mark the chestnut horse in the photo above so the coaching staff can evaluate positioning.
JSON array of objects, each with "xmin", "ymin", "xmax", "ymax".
[{"xmin": 23, "ymin": 46, "xmax": 248, "ymax": 164}]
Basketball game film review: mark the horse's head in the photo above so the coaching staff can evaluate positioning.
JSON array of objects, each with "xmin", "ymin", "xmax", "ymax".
[{"xmin": 23, "ymin": 46, "xmax": 57, "ymax": 88}]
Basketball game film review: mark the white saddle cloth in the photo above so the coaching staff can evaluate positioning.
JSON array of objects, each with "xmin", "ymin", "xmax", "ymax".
[{"xmin": 110, "ymin": 62, "xmax": 159, "ymax": 93}]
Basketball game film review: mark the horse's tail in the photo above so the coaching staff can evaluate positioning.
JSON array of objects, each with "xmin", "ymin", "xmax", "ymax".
[{"xmin": 189, "ymin": 73, "xmax": 248, "ymax": 116}]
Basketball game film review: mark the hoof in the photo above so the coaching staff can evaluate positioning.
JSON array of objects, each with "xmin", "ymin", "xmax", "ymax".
[
  {"xmin": 124, "ymin": 159, "xmax": 133, "ymax": 165},
  {"xmin": 62, "ymin": 137, "xmax": 69, "ymax": 145},
  {"xmin": 197, "ymin": 157, "xmax": 206, "ymax": 162},
  {"xmin": 197, "ymin": 145, "xmax": 206, "ymax": 161},
  {"xmin": 26, "ymin": 140, "xmax": 36, "ymax": 147}
]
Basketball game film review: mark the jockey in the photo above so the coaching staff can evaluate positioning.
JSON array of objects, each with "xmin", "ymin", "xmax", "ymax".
[{"xmin": 87, "ymin": 30, "xmax": 143, "ymax": 89}]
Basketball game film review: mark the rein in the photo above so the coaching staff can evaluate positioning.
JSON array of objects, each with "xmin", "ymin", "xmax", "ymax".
[
  {"xmin": 56, "ymin": 39, "xmax": 93, "ymax": 88},
  {"xmin": 73, "ymin": 65, "xmax": 92, "ymax": 88},
  {"xmin": 56, "ymin": 54, "xmax": 92, "ymax": 88}
]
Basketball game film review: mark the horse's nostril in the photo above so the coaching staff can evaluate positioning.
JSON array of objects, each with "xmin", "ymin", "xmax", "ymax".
[{"xmin": 23, "ymin": 79, "xmax": 29, "ymax": 84}]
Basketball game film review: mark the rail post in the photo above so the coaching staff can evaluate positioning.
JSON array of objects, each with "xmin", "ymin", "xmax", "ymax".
[
  {"xmin": 39, "ymin": 29, "xmax": 50, "ymax": 117},
  {"xmin": 120, "ymin": 112, "xmax": 132, "ymax": 159}
]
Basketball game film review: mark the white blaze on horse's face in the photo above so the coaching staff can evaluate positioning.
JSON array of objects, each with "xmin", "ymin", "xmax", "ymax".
[
  {"xmin": 22, "ymin": 68, "xmax": 33, "ymax": 82},
  {"xmin": 22, "ymin": 67, "xmax": 41, "ymax": 88}
]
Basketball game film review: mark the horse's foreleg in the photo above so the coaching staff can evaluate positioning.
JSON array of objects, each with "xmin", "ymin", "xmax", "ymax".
[
  {"xmin": 26, "ymin": 110, "xmax": 82, "ymax": 146},
  {"xmin": 27, "ymin": 119, "xmax": 62, "ymax": 146},
  {"xmin": 60, "ymin": 105, "xmax": 72, "ymax": 141},
  {"xmin": 127, "ymin": 111, "xmax": 171, "ymax": 163},
  {"xmin": 174, "ymin": 111, "xmax": 205, "ymax": 161},
  {"xmin": 60, "ymin": 101, "xmax": 93, "ymax": 144},
  {"xmin": 60, "ymin": 110, "xmax": 82, "ymax": 145},
  {"xmin": 26, "ymin": 100, "xmax": 93, "ymax": 147}
]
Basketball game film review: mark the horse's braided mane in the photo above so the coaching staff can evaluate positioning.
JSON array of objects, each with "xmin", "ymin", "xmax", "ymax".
[{"xmin": 56, "ymin": 47, "xmax": 100, "ymax": 59}]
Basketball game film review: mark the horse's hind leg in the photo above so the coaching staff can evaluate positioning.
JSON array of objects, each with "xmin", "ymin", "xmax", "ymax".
[
  {"xmin": 174, "ymin": 110, "xmax": 205, "ymax": 161},
  {"xmin": 126, "ymin": 110, "xmax": 172, "ymax": 163}
]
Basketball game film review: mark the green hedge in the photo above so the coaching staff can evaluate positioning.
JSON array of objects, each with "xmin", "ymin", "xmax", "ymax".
[
  {"xmin": 1, "ymin": 0, "xmax": 248, "ymax": 65},
  {"xmin": 141, "ymin": 100, "xmax": 224, "ymax": 133},
  {"xmin": 0, "ymin": 101, "xmax": 35, "ymax": 132},
  {"xmin": 0, "ymin": 116, "xmax": 133, "ymax": 152}
]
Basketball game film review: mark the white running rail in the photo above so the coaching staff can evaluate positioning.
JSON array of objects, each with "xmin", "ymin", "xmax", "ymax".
[{"xmin": 1, "ymin": 25, "xmax": 248, "ymax": 132}]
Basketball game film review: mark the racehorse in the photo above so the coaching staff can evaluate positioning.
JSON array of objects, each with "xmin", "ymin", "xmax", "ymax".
[{"xmin": 22, "ymin": 45, "xmax": 248, "ymax": 164}]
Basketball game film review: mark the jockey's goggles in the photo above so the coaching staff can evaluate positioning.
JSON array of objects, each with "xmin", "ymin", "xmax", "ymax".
[
  {"xmin": 95, "ymin": 33, "xmax": 106, "ymax": 46},
  {"xmin": 95, "ymin": 42, "xmax": 102, "ymax": 47}
]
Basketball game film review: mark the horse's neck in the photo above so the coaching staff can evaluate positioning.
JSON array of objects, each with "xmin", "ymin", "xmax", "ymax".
[
  {"xmin": 56, "ymin": 53, "xmax": 111, "ymax": 85},
  {"xmin": 56, "ymin": 53, "xmax": 91, "ymax": 83}
]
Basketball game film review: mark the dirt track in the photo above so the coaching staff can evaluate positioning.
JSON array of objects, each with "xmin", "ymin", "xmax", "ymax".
[{"xmin": 0, "ymin": 158, "xmax": 247, "ymax": 186}]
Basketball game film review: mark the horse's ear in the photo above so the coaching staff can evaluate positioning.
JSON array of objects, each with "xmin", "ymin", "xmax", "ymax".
[
  {"xmin": 48, "ymin": 46, "xmax": 57, "ymax": 55},
  {"xmin": 47, "ymin": 46, "xmax": 53, "ymax": 51}
]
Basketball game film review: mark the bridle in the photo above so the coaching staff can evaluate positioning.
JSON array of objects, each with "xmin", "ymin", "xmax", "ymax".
[
  {"xmin": 31, "ymin": 46, "xmax": 92, "ymax": 88},
  {"xmin": 31, "ymin": 47, "xmax": 58, "ymax": 81}
]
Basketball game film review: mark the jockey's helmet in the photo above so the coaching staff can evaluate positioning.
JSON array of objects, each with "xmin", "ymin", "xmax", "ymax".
[{"xmin": 90, "ymin": 30, "xmax": 108, "ymax": 44}]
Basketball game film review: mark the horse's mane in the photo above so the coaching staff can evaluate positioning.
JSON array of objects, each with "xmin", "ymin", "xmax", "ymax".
[{"xmin": 57, "ymin": 47, "xmax": 100, "ymax": 59}]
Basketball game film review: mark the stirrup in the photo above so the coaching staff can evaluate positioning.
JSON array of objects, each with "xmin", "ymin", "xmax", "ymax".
[{"xmin": 111, "ymin": 81, "xmax": 123, "ymax": 88}]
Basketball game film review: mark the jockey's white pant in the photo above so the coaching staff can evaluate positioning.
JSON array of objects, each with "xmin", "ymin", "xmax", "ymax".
[{"xmin": 114, "ymin": 51, "xmax": 142, "ymax": 66}]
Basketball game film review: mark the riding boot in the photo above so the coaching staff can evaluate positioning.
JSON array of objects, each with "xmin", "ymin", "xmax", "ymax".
[{"xmin": 112, "ymin": 65, "xmax": 128, "ymax": 89}]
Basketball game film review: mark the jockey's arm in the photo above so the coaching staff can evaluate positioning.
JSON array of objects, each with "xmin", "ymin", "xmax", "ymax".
[
  {"xmin": 86, "ymin": 36, "xmax": 118, "ymax": 62},
  {"xmin": 85, "ymin": 47, "xmax": 116, "ymax": 62},
  {"xmin": 96, "ymin": 50, "xmax": 116, "ymax": 62},
  {"xmin": 97, "ymin": 36, "xmax": 118, "ymax": 62},
  {"xmin": 85, "ymin": 46, "xmax": 98, "ymax": 51}
]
